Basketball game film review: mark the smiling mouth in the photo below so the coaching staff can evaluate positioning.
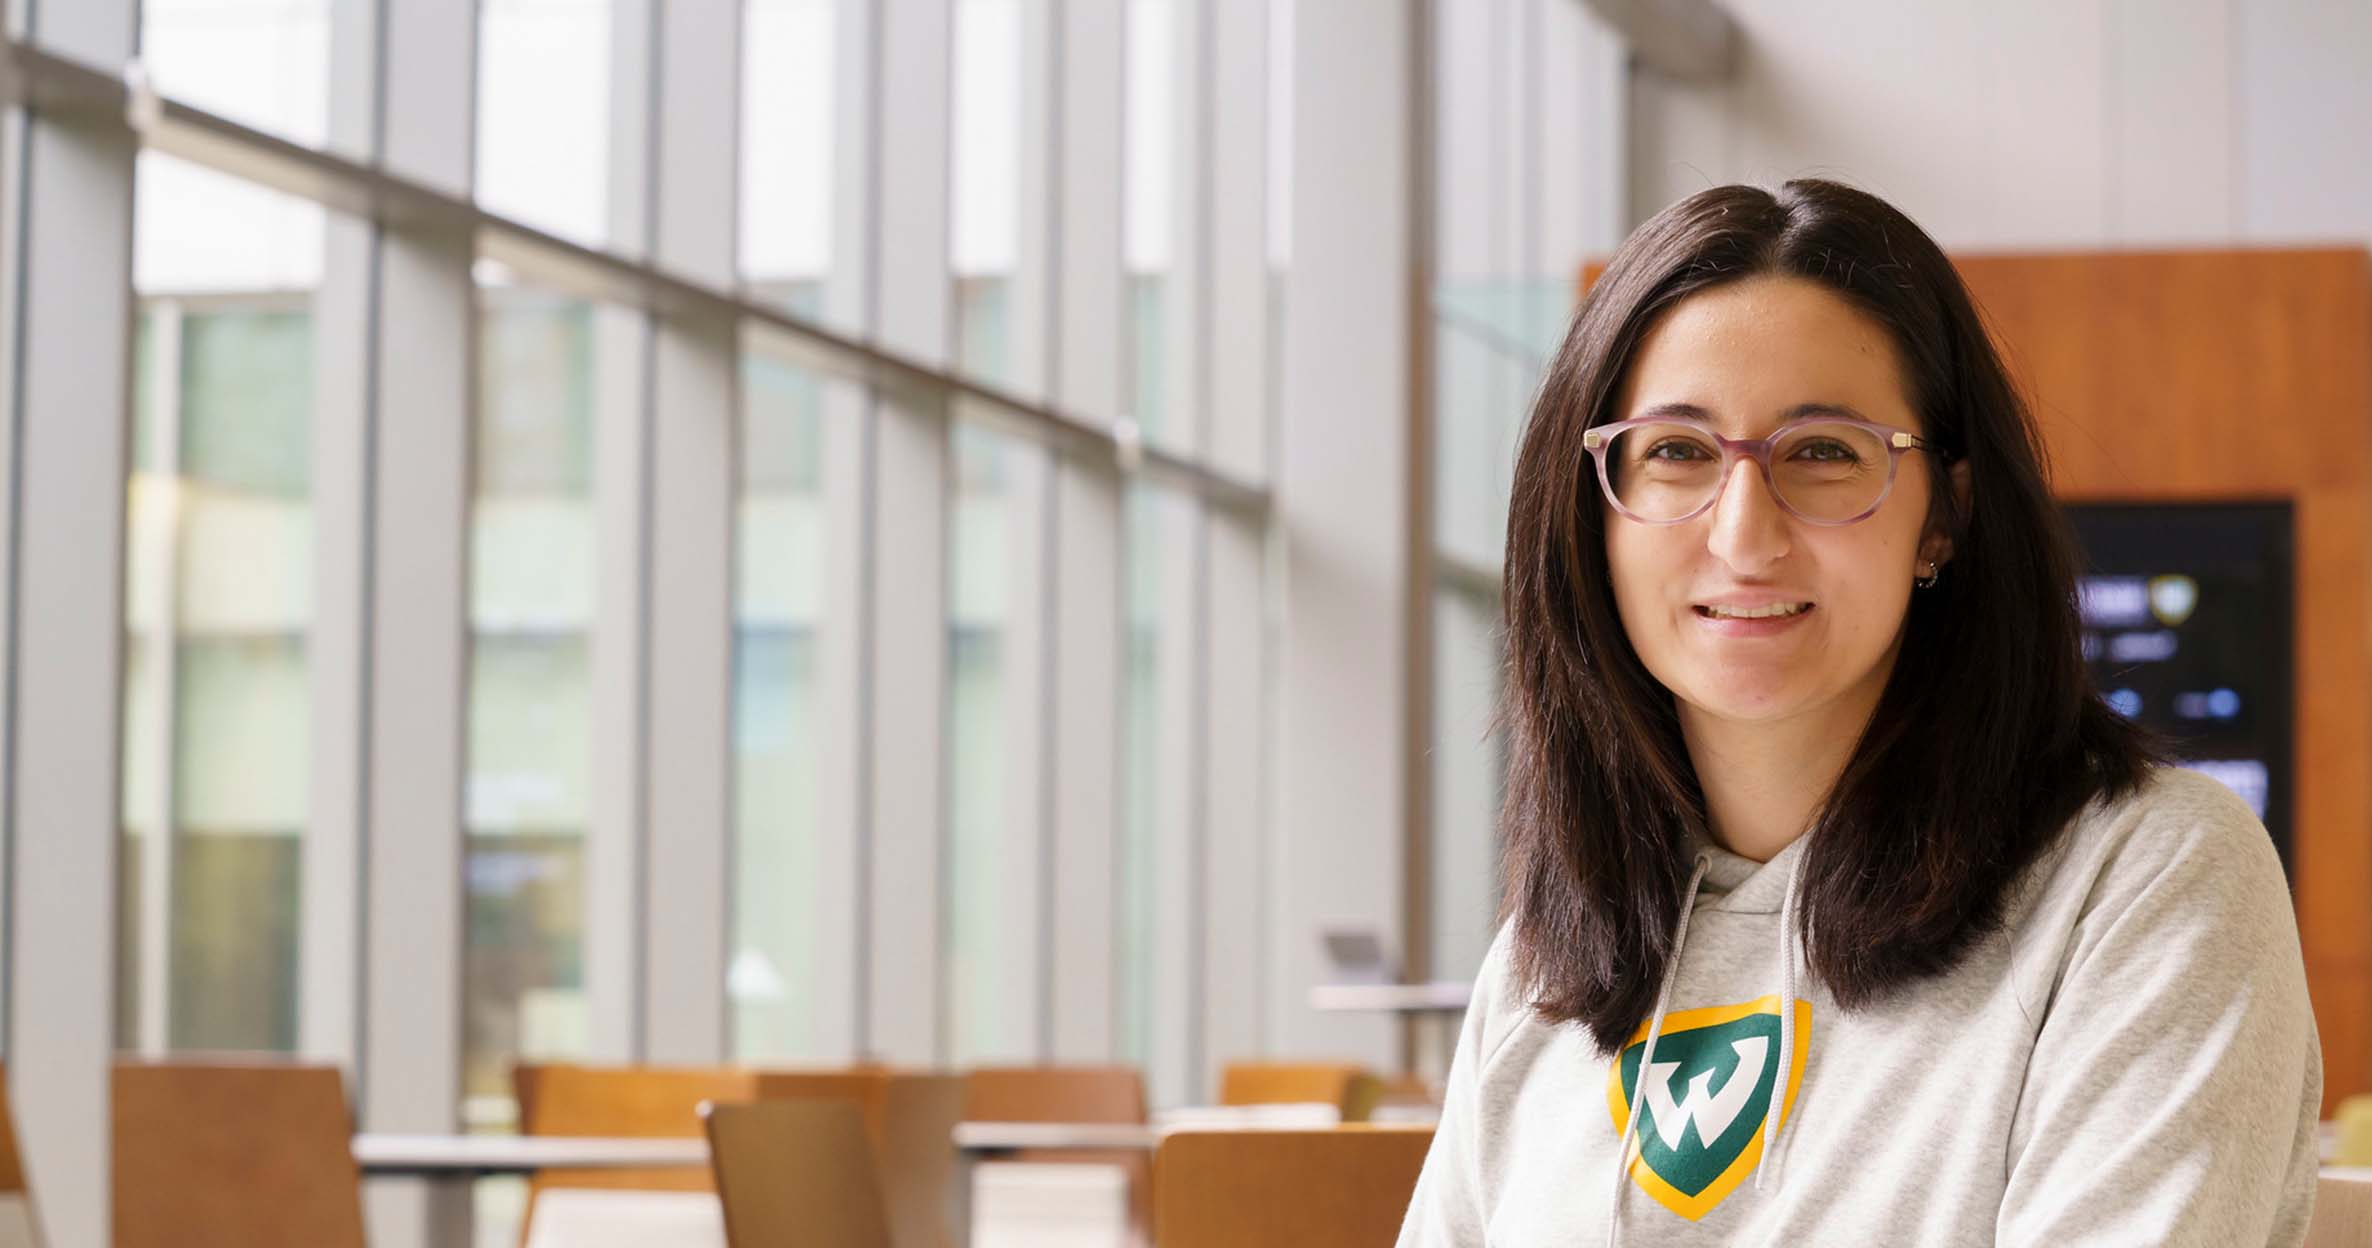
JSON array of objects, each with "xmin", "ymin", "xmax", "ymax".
[{"xmin": 1694, "ymin": 602, "xmax": 1815, "ymax": 620}]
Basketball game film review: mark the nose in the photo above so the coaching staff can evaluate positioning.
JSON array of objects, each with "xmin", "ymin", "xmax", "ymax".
[{"xmin": 1704, "ymin": 455, "xmax": 1792, "ymax": 573}]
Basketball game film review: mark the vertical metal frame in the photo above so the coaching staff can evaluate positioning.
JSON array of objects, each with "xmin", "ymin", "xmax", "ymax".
[
  {"xmin": 637, "ymin": 0, "xmax": 743, "ymax": 1066},
  {"xmin": 1048, "ymin": 0, "xmax": 1126, "ymax": 1064},
  {"xmin": 128, "ymin": 300, "xmax": 184, "ymax": 1059},
  {"xmin": 583, "ymin": 0, "xmax": 659, "ymax": 1066},
  {"xmin": 969, "ymin": 0, "xmax": 1057, "ymax": 1064},
  {"xmin": 299, "ymin": 0, "xmax": 390, "ymax": 1086},
  {"xmin": 328, "ymin": 2, "xmax": 480, "ymax": 1243},
  {"xmin": 812, "ymin": 0, "xmax": 878, "ymax": 1061},
  {"xmin": 1197, "ymin": 0, "xmax": 1272, "ymax": 1095},
  {"xmin": 1, "ymin": 6, "xmax": 138, "ymax": 1241},
  {"xmin": 1140, "ymin": 0, "xmax": 1216, "ymax": 1110},
  {"xmin": 866, "ymin": 0, "xmax": 952, "ymax": 1064}
]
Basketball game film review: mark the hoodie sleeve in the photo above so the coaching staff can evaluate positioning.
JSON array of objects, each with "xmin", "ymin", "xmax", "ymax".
[
  {"xmin": 1397, "ymin": 923, "xmax": 1515, "ymax": 1248},
  {"xmin": 1996, "ymin": 773, "xmax": 2323, "ymax": 1248}
]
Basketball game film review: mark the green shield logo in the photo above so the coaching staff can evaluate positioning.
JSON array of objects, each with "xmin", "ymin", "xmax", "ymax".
[{"xmin": 1604, "ymin": 995, "xmax": 1810, "ymax": 1221}]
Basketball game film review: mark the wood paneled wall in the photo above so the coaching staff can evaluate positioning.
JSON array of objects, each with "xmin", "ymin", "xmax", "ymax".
[{"xmin": 1581, "ymin": 248, "xmax": 2372, "ymax": 1112}]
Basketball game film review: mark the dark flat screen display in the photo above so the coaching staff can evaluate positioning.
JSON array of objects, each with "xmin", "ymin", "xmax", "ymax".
[{"xmin": 2066, "ymin": 502, "xmax": 2293, "ymax": 879}]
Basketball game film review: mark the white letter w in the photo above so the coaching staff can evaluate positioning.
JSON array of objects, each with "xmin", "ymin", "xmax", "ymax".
[{"xmin": 1644, "ymin": 1037, "xmax": 1767, "ymax": 1151}]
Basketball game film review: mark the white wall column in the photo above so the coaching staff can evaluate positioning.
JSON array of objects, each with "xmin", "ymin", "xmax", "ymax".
[
  {"xmin": 1, "ymin": 3, "xmax": 137, "ymax": 1241},
  {"xmin": 1274, "ymin": 0, "xmax": 1421, "ymax": 1065}
]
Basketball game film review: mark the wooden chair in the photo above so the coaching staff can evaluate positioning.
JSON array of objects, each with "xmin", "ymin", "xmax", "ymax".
[
  {"xmin": 1217, "ymin": 1062, "xmax": 1380, "ymax": 1122},
  {"xmin": 516, "ymin": 1063, "xmax": 757, "ymax": 1196},
  {"xmin": 964, "ymin": 1066, "xmax": 1150, "ymax": 1244},
  {"xmin": 111, "ymin": 1060, "xmax": 366, "ymax": 1248},
  {"xmin": 702, "ymin": 1099, "xmax": 891, "ymax": 1248},
  {"xmin": 0, "ymin": 1062, "xmax": 40, "ymax": 1248},
  {"xmin": 1154, "ymin": 1125, "xmax": 1434, "ymax": 1248},
  {"xmin": 2311, "ymin": 1170, "xmax": 2372, "ymax": 1248},
  {"xmin": 520, "ymin": 1063, "xmax": 963, "ymax": 1248},
  {"xmin": 750, "ymin": 1070, "xmax": 966, "ymax": 1248}
]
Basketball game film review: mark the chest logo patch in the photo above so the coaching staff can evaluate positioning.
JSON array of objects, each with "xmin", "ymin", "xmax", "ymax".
[{"xmin": 1604, "ymin": 994, "xmax": 1811, "ymax": 1221}]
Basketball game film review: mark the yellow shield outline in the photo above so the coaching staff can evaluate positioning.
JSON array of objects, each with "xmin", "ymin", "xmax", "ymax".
[{"xmin": 1603, "ymin": 994, "xmax": 1812, "ymax": 1222}]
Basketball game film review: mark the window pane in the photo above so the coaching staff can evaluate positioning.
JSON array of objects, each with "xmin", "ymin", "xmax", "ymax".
[
  {"xmin": 741, "ymin": 0, "xmax": 844, "ymax": 326},
  {"xmin": 952, "ymin": 0, "xmax": 1025, "ymax": 395},
  {"xmin": 1117, "ymin": 484, "xmax": 1189, "ymax": 1099},
  {"xmin": 142, "ymin": 0, "xmax": 330, "ymax": 149},
  {"xmin": 477, "ymin": 0, "xmax": 612, "ymax": 247},
  {"xmin": 1430, "ymin": 586, "xmax": 1505, "ymax": 981},
  {"xmin": 465, "ymin": 283, "xmax": 600, "ymax": 1131},
  {"xmin": 1126, "ymin": 0, "xmax": 1173, "ymax": 445},
  {"xmin": 120, "ymin": 155, "xmax": 319, "ymax": 1058},
  {"xmin": 944, "ymin": 422, "xmax": 1026, "ymax": 1062},
  {"xmin": 733, "ymin": 328, "xmax": 831, "ymax": 1060}
]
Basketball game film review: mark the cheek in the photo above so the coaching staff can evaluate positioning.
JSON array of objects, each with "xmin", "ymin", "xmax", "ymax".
[{"xmin": 1603, "ymin": 528, "xmax": 1687, "ymax": 643}]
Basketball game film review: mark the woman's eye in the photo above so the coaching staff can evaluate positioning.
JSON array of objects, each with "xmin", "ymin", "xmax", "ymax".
[
  {"xmin": 1645, "ymin": 440, "xmax": 1709, "ymax": 461},
  {"xmin": 1792, "ymin": 439, "xmax": 1856, "ymax": 462}
]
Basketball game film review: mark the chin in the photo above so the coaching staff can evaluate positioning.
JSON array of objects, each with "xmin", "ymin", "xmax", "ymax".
[{"xmin": 1675, "ymin": 673, "xmax": 1811, "ymax": 723}]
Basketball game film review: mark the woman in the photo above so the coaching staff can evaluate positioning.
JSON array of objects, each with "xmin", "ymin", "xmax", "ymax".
[{"xmin": 1398, "ymin": 179, "xmax": 2321, "ymax": 1246}]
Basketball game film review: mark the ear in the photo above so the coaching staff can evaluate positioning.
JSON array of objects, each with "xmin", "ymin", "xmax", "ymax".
[{"xmin": 1920, "ymin": 458, "xmax": 1971, "ymax": 566}]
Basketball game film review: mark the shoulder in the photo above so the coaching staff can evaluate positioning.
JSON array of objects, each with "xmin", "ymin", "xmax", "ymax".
[
  {"xmin": 1467, "ymin": 920, "xmax": 1532, "ymax": 1070},
  {"xmin": 2010, "ymin": 764, "xmax": 2298, "ymax": 1008},
  {"xmin": 2063, "ymin": 764, "xmax": 2286, "ymax": 909}
]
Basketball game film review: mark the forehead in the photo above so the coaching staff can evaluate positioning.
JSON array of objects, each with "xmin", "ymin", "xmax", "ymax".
[{"xmin": 1611, "ymin": 275, "xmax": 1917, "ymax": 430}]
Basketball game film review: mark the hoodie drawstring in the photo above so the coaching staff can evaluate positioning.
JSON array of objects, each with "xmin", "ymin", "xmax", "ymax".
[
  {"xmin": 1606, "ymin": 853, "xmax": 1711, "ymax": 1248},
  {"xmin": 1606, "ymin": 847, "xmax": 1806, "ymax": 1245},
  {"xmin": 1754, "ymin": 849, "xmax": 1804, "ymax": 1193}
]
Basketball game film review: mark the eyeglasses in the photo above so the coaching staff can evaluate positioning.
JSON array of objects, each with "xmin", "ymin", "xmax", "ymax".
[{"xmin": 1581, "ymin": 416, "xmax": 1940, "ymax": 526}]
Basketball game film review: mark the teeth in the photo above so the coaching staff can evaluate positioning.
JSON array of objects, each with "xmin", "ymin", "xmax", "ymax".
[{"xmin": 1703, "ymin": 602, "xmax": 1811, "ymax": 620}]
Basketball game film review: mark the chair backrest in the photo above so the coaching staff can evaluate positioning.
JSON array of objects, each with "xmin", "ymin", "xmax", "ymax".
[
  {"xmin": 867, "ymin": 1075, "xmax": 968, "ymax": 1248},
  {"xmin": 2309, "ymin": 1171, "xmax": 2372, "ymax": 1248},
  {"xmin": 518, "ymin": 1063, "xmax": 760, "ymax": 1194},
  {"xmin": 962, "ymin": 1066, "xmax": 1150, "ymax": 1240},
  {"xmin": 1217, "ymin": 1062, "xmax": 1379, "ymax": 1121},
  {"xmin": 111, "ymin": 1060, "xmax": 366, "ymax": 1248},
  {"xmin": 1154, "ymin": 1126, "xmax": 1435, "ymax": 1248},
  {"xmin": 0, "ymin": 1062, "xmax": 40, "ymax": 1248},
  {"xmin": 751, "ymin": 1070, "xmax": 966, "ymax": 1248},
  {"xmin": 703, "ymin": 1099, "xmax": 891, "ymax": 1248},
  {"xmin": 962, "ymin": 1066, "xmax": 1145, "ymax": 1124}
]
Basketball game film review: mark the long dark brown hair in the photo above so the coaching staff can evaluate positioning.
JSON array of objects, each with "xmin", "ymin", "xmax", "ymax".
[{"xmin": 1499, "ymin": 178, "xmax": 2162, "ymax": 1054}]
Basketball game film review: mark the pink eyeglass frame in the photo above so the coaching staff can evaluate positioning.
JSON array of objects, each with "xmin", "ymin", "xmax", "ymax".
[{"xmin": 1580, "ymin": 415, "xmax": 1941, "ymax": 527}]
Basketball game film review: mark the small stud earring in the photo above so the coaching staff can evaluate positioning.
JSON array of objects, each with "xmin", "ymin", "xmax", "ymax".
[{"xmin": 1914, "ymin": 560, "xmax": 1941, "ymax": 590}]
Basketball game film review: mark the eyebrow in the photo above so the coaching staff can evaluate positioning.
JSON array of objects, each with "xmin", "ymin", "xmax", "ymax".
[{"xmin": 1632, "ymin": 401, "xmax": 1872, "ymax": 425}]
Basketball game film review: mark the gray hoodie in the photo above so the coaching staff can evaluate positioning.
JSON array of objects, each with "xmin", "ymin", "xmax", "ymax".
[{"xmin": 1397, "ymin": 764, "xmax": 2323, "ymax": 1246}]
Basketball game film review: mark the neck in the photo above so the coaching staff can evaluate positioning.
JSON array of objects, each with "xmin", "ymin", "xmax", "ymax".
[{"xmin": 1678, "ymin": 695, "xmax": 1873, "ymax": 864}]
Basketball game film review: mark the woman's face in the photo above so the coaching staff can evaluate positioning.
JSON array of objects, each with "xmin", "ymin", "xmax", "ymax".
[{"xmin": 1602, "ymin": 275, "xmax": 1961, "ymax": 731}]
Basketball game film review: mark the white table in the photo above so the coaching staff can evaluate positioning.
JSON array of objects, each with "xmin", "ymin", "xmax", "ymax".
[
  {"xmin": 353, "ymin": 1133, "xmax": 708, "ymax": 1177},
  {"xmin": 1309, "ymin": 981, "xmax": 1473, "ymax": 1012},
  {"xmin": 953, "ymin": 1121, "xmax": 1164, "ymax": 1153},
  {"xmin": 1311, "ymin": 980, "xmax": 1472, "ymax": 1087}
]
